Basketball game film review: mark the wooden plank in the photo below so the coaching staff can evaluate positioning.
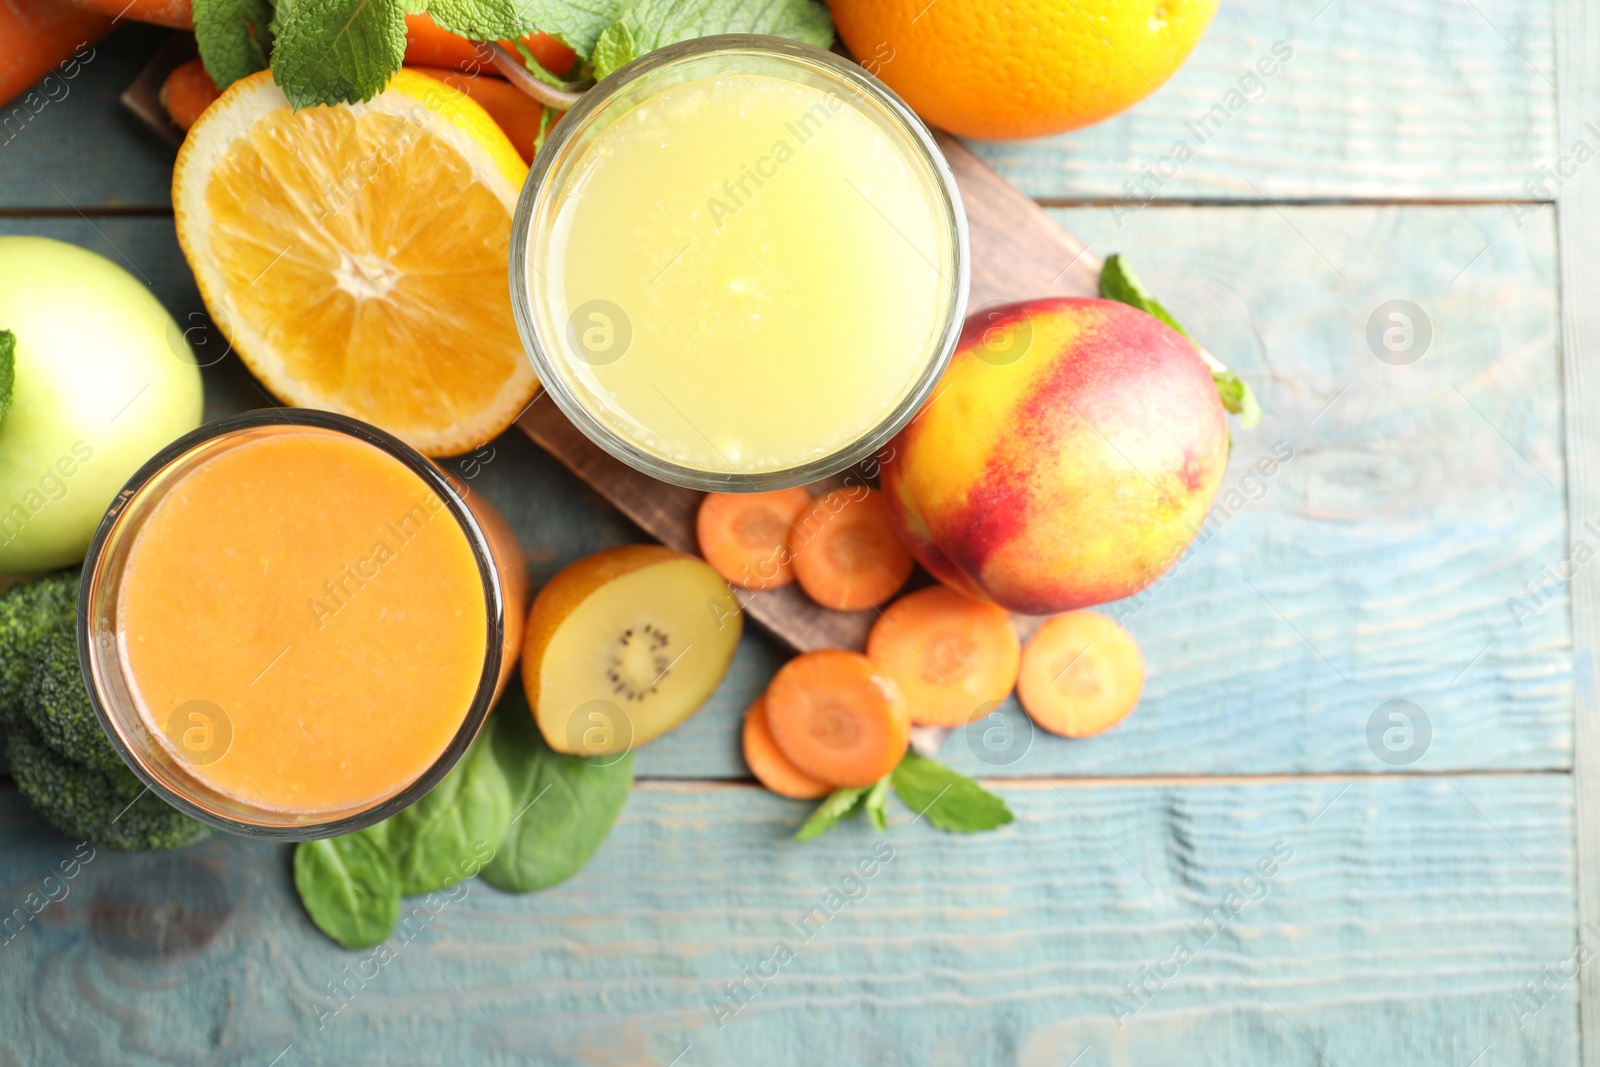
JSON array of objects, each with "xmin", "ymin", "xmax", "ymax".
[
  {"xmin": 0, "ymin": 2, "xmax": 1563, "ymax": 212},
  {"xmin": 3, "ymin": 207, "xmax": 1567, "ymax": 780},
  {"xmin": 967, "ymin": 0, "xmax": 1558, "ymax": 203},
  {"xmin": 0, "ymin": 776, "xmax": 1575, "ymax": 1065},
  {"xmin": 0, "ymin": 23, "xmax": 178, "ymax": 213},
  {"xmin": 1553, "ymin": 1, "xmax": 1600, "ymax": 1061}
]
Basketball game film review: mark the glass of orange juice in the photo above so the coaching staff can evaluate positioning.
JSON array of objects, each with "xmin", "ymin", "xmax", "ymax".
[
  {"xmin": 511, "ymin": 35, "xmax": 969, "ymax": 491},
  {"xmin": 78, "ymin": 410, "xmax": 524, "ymax": 838}
]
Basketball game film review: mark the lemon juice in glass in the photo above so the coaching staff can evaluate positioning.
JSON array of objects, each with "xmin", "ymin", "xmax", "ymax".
[{"xmin": 511, "ymin": 35, "xmax": 968, "ymax": 490}]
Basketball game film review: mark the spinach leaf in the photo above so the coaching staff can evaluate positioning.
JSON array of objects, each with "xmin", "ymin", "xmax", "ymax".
[
  {"xmin": 294, "ymin": 827, "xmax": 399, "ymax": 948},
  {"xmin": 481, "ymin": 700, "xmax": 634, "ymax": 893},
  {"xmin": 385, "ymin": 724, "xmax": 512, "ymax": 896}
]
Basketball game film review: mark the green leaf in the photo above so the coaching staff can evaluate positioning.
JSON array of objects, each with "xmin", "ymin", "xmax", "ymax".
[
  {"xmin": 531, "ymin": 104, "xmax": 558, "ymax": 157},
  {"xmin": 597, "ymin": 0, "xmax": 833, "ymax": 76},
  {"xmin": 480, "ymin": 698, "xmax": 634, "ymax": 893},
  {"xmin": 384, "ymin": 724, "xmax": 513, "ymax": 896},
  {"xmin": 794, "ymin": 785, "xmax": 868, "ymax": 842},
  {"xmin": 1100, "ymin": 252, "xmax": 1263, "ymax": 429},
  {"xmin": 890, "ymin": 752, "xmax": 1012, "ymax": 834},
  {"xmin": 294, "ymin": 828, "xmax": 400, "ymax": 948},
  {"xmin": 426, "ymin": 0, "xmax": 539, "ymax": 45},
  {"xmin": 863, "ymin": 776, "xmax": 890, "ymax": 833},
  {"xmin": 1212, "ymin": 369, "xmax": 1262, "ymax": 429},
  {"xmin": 192, "ymin": 0, "xmax": 274, "ymax": 90},
  {"xmin": 0, "ymin": 331, "xmax": 14, "ymax": 427},
  {"xmin": 591, "ymin": 20, "xmax": 636, "ymax": 79},
  {"xmin": 1098, "ymin": 252, "xmax": 1190, "ymax": 339},
  {"xmin": 270, "ymin": 0, "xmax": 407, "ymax": 108}
]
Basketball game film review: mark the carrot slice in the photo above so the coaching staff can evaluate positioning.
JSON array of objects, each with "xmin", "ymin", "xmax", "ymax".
[
  {"xmin": 866, "ymin": 586, "xmax": 1020, "ymax": 726},
  {"xmin": 742, "ymin": 695, "xmax": 831, "ymax": 799},
  {"xmin": 790, "ymin": 489, "xmax": 914, "ymax": 611},
  {"xmin": 404, "ymin": 14, "xmax": 577, "ymax": 78},
  {"xmin": 697, "ymin": 488, "xmax": 812, "ymax": 590},
  {"xmin": 409, "ymin": 66, "xmax": 545, "ymax": 163},
  {"xmin": 160, "ymin": 58, "xmax": 220, "ymax": 132},
  {"xmin": 1016, "ymin": 612, "xmax": 1144, "ymax": 738},
  {"xmin": 764, "ymin": 650, "xmax": 909, "ymax": 787}
]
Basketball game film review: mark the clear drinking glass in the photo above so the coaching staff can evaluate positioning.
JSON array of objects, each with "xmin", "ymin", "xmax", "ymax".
[{"xmin": 77, "ymin": 410, "xmax": 512, "ymax": 839}]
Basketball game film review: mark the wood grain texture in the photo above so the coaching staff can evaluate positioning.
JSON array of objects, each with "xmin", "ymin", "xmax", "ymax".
[
  {"xmin": 1553, "ymin": 0, "xmax": 1600, "ymax": 1061},
  {"xmin": 0, "ymin": 776, "xmax": 1576, "ymax": 1065},
  {"xmin": 1, "ymin": 206, "xmax": 1567, "ymax": 780},
  {"xmin": 0, "ymin": 23, "xmax": 179, "ymax": 213},
  {"xmin": 0, "ymin": 2, "xmax": 1562, "ymax": 212},
  {"xmin": 966, "ymin": 0, "xmax": 1558, "ymax": 203}
]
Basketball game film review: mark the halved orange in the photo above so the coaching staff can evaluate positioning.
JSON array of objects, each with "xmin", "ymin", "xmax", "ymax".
[{"xmin": 173, "ymin": 70, "xmax": 538, "ymax": 456}]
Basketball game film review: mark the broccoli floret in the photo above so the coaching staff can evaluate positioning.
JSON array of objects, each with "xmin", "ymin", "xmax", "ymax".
[
  {"xmin": 7, "ymin": 720, "xmax": 211, "ymax": 851},
  {"xmin": 0, "ymin": 571, "xmax": 78, "ymax": 729},
  {"xmin": 24, "ymin": 628, "xmax": 123, "ymax": 771}
]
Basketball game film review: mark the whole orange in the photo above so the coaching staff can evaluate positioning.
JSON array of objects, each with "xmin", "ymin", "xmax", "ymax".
[{"xmin": 828, "ymin": 0, "xmax": 1219, "ymax": 140}]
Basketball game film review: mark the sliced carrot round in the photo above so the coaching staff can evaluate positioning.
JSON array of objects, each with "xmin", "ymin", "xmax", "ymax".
[
  {"xmin": 765, "ymin": 650, "xmax": 909, "ymax": 788},
  {"xmin": 1016, "ymin": 612, "xmax": 1144, "ymax": 738},
  {"xmin": 741, "ymin": 695, "xmax": 831, "ymax": 799},
  {"xmin": 697, "ymin": 488, "xmax": 813, "ymax": 590},
  {"xmin": 160, "ymin": 58, "xmax": 220, "ymax": 132},
  {"xmin": 866, "ymin": 586, "xmax": 1020, "ymax": 726},
  {"xmin": 790, "ymin": 489, "xmax": 914, "ymax": 611}
]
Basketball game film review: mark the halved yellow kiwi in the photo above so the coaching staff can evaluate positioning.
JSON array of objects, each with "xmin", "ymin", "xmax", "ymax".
[{"xmin": 522, "ymin": 545, "xmax": 742, "ymax": 756}]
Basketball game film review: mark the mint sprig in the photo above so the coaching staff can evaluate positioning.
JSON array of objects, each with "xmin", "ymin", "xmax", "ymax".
[
  {"xmin": 1100, "ymin": 253, "xmax": 1261, "ymax": 430},
  {"xmin": 193, "ymin": 0, "xmax": 835, "ymax": 111},
  {"xmin": 890, "ymin": 752, "xmax": 1013, "ymax": 834},
  {"xmin": 591, "ymin": 0, "xmax": 833, "ymax": 80},
  {"xmin": 793, "ymin": 754, "xmax": 1012, "ymax": 841}
]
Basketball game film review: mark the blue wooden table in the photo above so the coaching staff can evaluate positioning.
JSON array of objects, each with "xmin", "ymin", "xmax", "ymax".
[{"xmin": 3, "ymin": 2, "xmax": 1597, "ymax": 1063}]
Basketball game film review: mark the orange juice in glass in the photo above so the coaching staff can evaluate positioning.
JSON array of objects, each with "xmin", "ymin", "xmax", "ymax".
[
  {"xmin": 511, "ymin": 35, "xmax": 969, "ymax": 490},
  {"xmin": 79, "ymin": 410, "xmax": 525, "ymax": 837}
]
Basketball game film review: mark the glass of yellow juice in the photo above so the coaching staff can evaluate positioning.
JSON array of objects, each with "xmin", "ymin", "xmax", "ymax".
[
  {"xmin": 511, "ymin": 35, "xmax": 969, "ymax": 491},
  {"xmin": 78, "ymin": 410, "xmax": 523, "ymax": 838}
]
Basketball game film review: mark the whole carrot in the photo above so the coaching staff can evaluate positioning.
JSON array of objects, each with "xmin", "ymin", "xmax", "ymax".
[
  {"xmin": 404, "ymin": 13, "xmax": 576, "ymax": 77},
  {"xmin": 0, "ymin": 0, "xmax": 112, "ymax": 111},
  {"xmin": 69, "ymin": 0, "xmax": 191, "ymax": 26}
]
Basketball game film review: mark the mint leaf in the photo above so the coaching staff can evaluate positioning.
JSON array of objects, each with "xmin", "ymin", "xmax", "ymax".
[
  {"xmin": 890, "ymin": 752, "xmax": 1012, "ymax": 834},
  {"xmin": 591, "ymin": 19, "xmax": 636, "ymax": 79},
  {"xmin": 597, "ymin": 0, "xmax": 832, "ymax": 75},
  {"xmin": 0, "ymin": 331, "xmax": 14, "ymax": 426},
  {"xmin": 426, "ymin": 0, "xmax": 539, "ymax": 45},
  {"xmin": 794, "ymin": 785, "xmax": 868, "ymax": 842},
  {"xmin": 1213, "ymin": 369, "xmax": 1262, "ymax": 429},
  {"xmin": 863, "ymin": 776, "xmax": 890, "ymax": 833},
  {"xmin": 1099, "ymin": 252, "xmax": 1190, "ymax": 338},
  {"xmin": 193, "ymin": 0, "xmax": 275, "ymax": 89},
  {"xmin": 1100, "ymin": 252, "xmax": 1262, "ymax": 429},
  {"xmin": 271, "ymin": 0, "xmax": 406, "ymax": 108}
]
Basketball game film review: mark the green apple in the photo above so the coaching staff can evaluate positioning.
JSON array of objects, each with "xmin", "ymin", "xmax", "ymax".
[{"xmin": 0, "ymin": 237, "xmax": 203, "ymax": 573}]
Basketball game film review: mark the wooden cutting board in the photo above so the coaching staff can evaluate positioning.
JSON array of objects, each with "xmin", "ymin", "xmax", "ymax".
[{"xmin": 519, "ymin": 131, "xmax": 1102, "ymax": 652}]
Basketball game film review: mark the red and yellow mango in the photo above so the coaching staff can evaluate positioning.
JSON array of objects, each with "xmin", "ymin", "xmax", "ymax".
[{"xmin": 881, "ymin": 297, "xmax": 1228, "ymax": 615}]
